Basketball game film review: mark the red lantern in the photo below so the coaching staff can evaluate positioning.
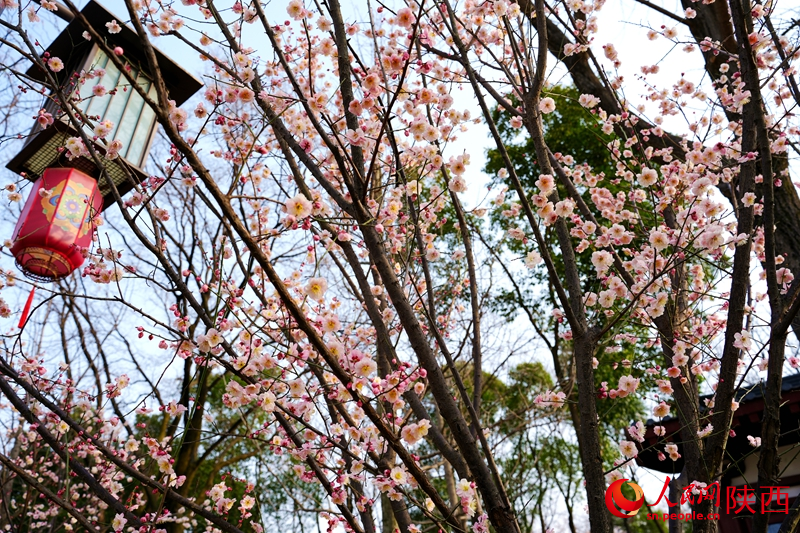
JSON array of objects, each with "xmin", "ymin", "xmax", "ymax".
[{"xmin": 9, "ymin": 168, "xmax": 103, "ymax": 282}]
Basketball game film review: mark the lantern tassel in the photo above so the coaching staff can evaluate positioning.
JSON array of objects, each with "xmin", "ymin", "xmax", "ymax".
[{"xmin": 18, "ymin": 286, "xmax": 36, "ymax": 329}]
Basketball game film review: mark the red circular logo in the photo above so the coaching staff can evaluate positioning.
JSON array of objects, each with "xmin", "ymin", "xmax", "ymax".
[{"xmin": 605, "ymin": 479, "xmax": 645, "ymax": 518}]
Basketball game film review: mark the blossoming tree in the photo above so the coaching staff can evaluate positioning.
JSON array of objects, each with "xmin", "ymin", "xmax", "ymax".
[{"xmin": 0, "ymin": 0, "xmax": 799, "ymax": 532}]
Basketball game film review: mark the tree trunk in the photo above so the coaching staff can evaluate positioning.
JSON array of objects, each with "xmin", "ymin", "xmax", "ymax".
[
  {"xmin": 573, "ymin": 331, "xmax": 611, "ymax": 533},
  {"xmin": 669, "ymin": 474, "xmax": 687, "ymax": 533},
  {"xmin": 0, "ymin": 435, "xmax": 21, "ymax": 529},
  {"xmin": 778, "ymin": 495, "xmax": 800, "ymax": 533}
]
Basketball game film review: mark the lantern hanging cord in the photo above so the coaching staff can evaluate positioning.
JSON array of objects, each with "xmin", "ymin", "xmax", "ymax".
[{"xmin": 18, "ymin": 285, "xmax": 36, "ymax": 330}]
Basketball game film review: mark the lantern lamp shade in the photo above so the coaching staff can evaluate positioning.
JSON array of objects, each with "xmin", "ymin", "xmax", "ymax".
[
  {"xmin": 10, "ymin": 168, "xmax": 103, "ymax": 282},
  {"xmin": 6, "ymin": 0, "xmax": 202, "ymax": 210}
]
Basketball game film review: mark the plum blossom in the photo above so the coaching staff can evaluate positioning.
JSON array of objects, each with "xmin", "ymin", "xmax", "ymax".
[
  {"xmin": 591, "ymin": 251, "xmax": 614, "ymax": 275},
  {"xmin": 166, "ymin": 401, "xmax": 187, "ymax": 417},
  {"xmin": 473, "ymin": 514, "xmax": 489, "ymax": 533},
  {"xmin": 425, "ymin": 247, "xmax": 441, "ymax": 261},
  {"xmin": 65, "ymin": 137, "xmax": 88, "ymax": 159},
  {"xmin": 456, "ymin": 479, "xmax": 477, "ymax": 516},
  {"xmin": 507, "ymin": 228, "xmax": 526, "ymax": 240},
  {"xmin": 38, "ymin": 187, "xmax": 55, "ymax": 200},
  {"xmin": 106, "ymin": 19, "xmax": 122, "ymax": 33},
  {"xmin": 733, "ymin": 330, "xmax": 753, "ymax": 351},
  {"xmin": 167, "ymin": 100, "xmax": 188, "ymax": 131},
  {"xmin": 672, "ymin": 353, "xmax": 689, "ymax": 367},
  {"xmin": 284, "ymin": 194, "xmax": 313, "ymax": 219},
  {"xmin": 286, "ymin": 0, "xmax": 306, "ymax": 20},
  {"xmin": 637, "ymin": 167, "xmax": 659, "ymax": 186},
  {"xmin": 35, "ymin": 109, "xmax": 53, "ymax": 128},
  {"xmin": 112, "ymin": 513, "xmax": 127, "ymax": 532},
  {"xmin": 305, "ymin": 277, "xmax": 328, "ymax": 301},
  {"xmin": 656, "ymin": 379, "xmax": 673, "ymax": 394},
  {"xmin": 653, "ymin": 402, "xmax": 670, "ymax": 418},
  {"xmin": 47, "ymin": 57, "xmax": 64, "ymax": 72},
  {"xmin": 598, "ymin": 290, "xmax": 616, "ymax": 308},
  {"xmin": 777, "ymin": 268, "xmax": 794, "ymax": 293},
  {"xmin": 260, "ymin": 392, "xmax": 276, "ymax": 412},
  {"xmin": 389, "ymin": 466, "xmax": 407, "ymax": 485},
  {"xmin": 628, "ymin": 421, "xmax": 646, "ymax": 443},
  {"xmin": 619, "ymin": 440, "xmax": 637, "ymax": 458},
  {"xmin": 105, "ymin": 139, "xmax": 123, "ymax": 160},
  {"xmin": 401, "ymin": 420, "xmax": 431, "ymax": 445},
  {"xmin": 535, "ymin": 390, "xmax": 566, "ymax": 407},
  {"xmin": 321, "ymin": 313, "xmax": 341, "ymax": 332},
  {"xmin": 396, "ymin": 7, "xmax": 415, "ymax": 28},
  {"xmin": 579, "ymin": 94, "xmax": 600, "ymax": 108},
  {"xmin": 535, "ymin": 174, "xmax": 555, "ymax": 195},
  {"xmin": 196, "ymin": 328, "xmax": 223, "ymax": 352},
  {"xmin": 649, "ymin": 231, "xmax": 669, "ymax": 251},
  {"xmin": 539, "ymin": 97, "xmax": 556, "ymax": 114},
  {"xmin": 94, "ymin": 120, "xmax": 114, "ymax": 138},
  {"xmin": 524, "ymin": 250, "xmax": 542, "ymax": 268},
  {"xmin": 617, "ymin": 375, "xmax": 640, "ymax": 396},
  {"xmin": 208, "ymin": 481, "xmax": 228, "ymax": 502},
  {"xmin": 603, "ymin": 43, "xmax": 618, "ymax": 60},
  {"xmin": 240, "ymin": 495, "xmax": 255, "ymax": 510},
  {"xmin": 697, "ymin": 423, "xmax": 713, "ymax": 438},
  {"xmin": 665, "ymin": 443, "xmax": 681, "ymax": 461},
  {"xmin": 354, "ymin": 357, "xmax": 377, "ymax": 377},
  {"xmin": 449, "ymin": 176, "xmax": 468, "ymax": 193}
]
